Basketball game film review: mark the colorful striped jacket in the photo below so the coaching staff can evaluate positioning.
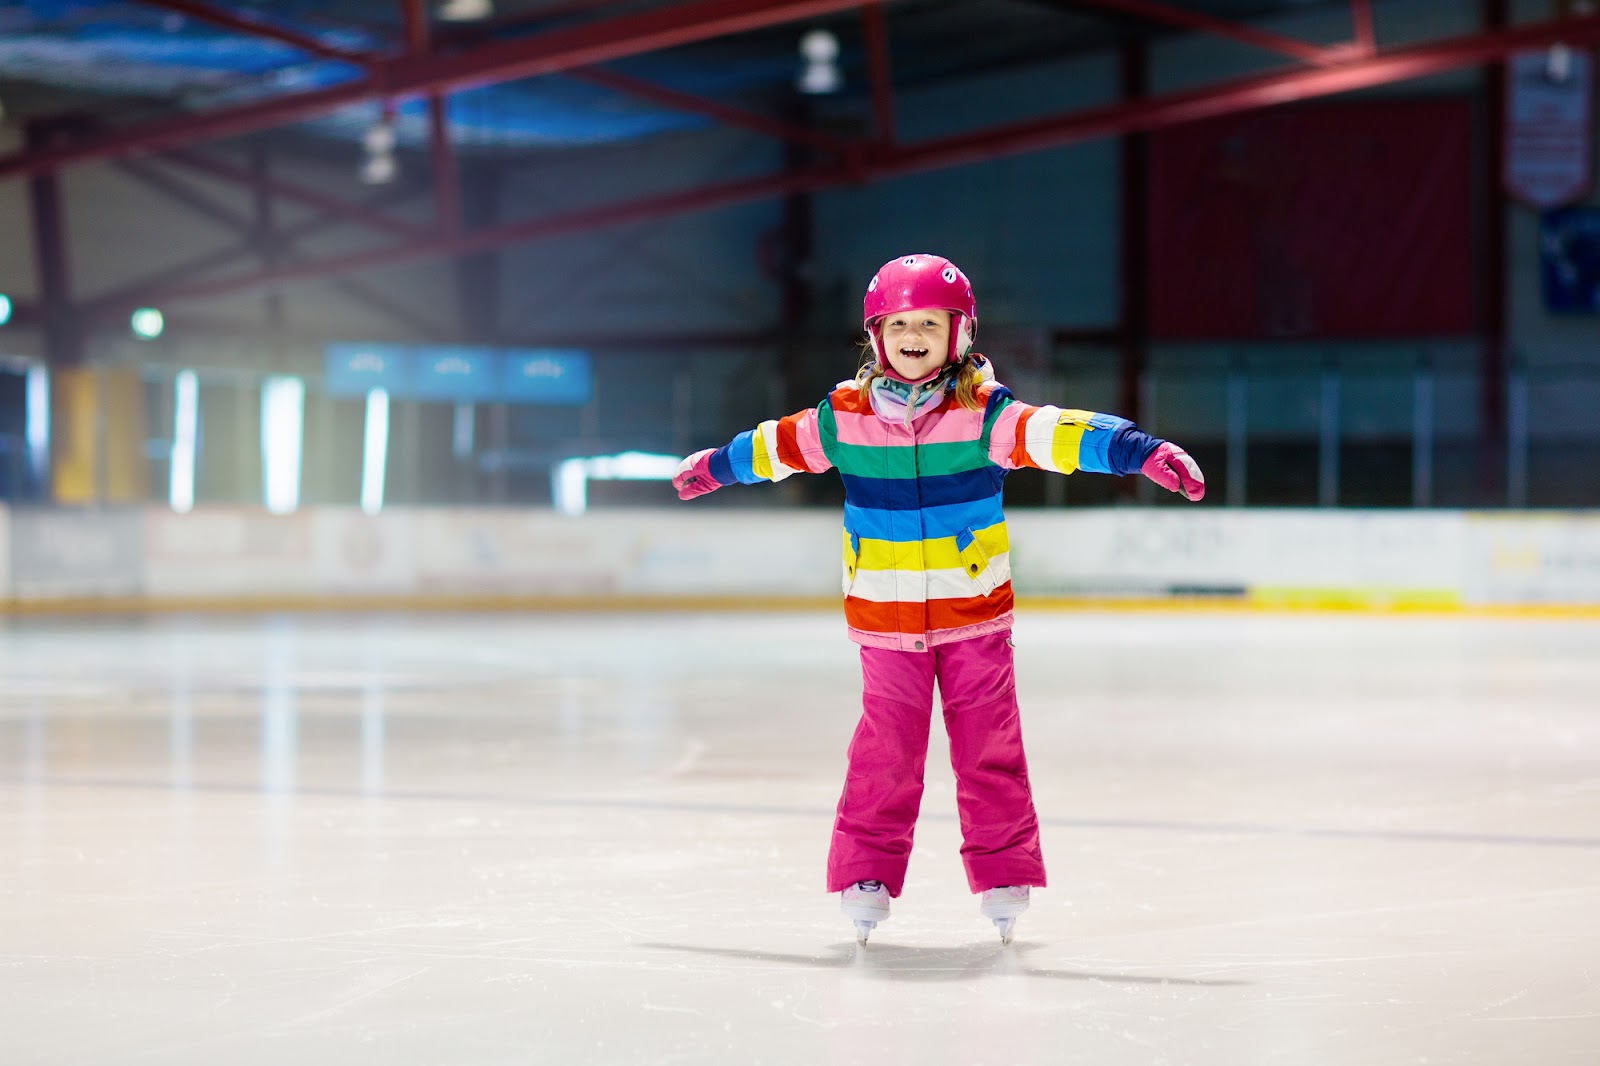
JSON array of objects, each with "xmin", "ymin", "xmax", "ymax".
[{"xmin": 701, "ymin": 359, "xmax": 1162, "ymax": 652}]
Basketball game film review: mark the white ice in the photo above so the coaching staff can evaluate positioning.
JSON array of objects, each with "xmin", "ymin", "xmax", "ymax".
[{"xmin": 2, "ymin": 610, "xmax": 1598, "ymax": 1065}]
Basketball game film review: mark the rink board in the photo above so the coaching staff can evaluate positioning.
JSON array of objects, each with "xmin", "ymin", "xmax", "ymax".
[{"xmin": 0, "ymin": 505, "xmax": 1597, "ymax": 610}]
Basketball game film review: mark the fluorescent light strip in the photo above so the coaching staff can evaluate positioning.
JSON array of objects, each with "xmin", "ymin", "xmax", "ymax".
[
  {"xmin": 170, "ymin": 370, "xmax": 198, "ymax": 514},
  {"xmin": 260, "ymin": 376, "xmax": 305, "ymax": 515},
  {"xmin": 552, "ymin": 452, "xmax": 682, "ymax": 516},
  {"xmin": 452, "ymin": 402, "xmax": 474, "ymax": 459},
  {"xmin": 361, "ymin": 388, "xmax": 390, "ymax": 515},
  {"xmin": 24, "ymin": 364, "xmax": 48, "ymax": 485}
]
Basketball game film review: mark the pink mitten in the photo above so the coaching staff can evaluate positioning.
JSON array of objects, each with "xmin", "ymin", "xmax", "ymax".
[
  {"xmin": 1141, "ymin": 442, "xmax": 1206, "ymax": 501},
  {"xmin": 673, "ymin": 449, "xmax": 723, "ymax": 500}
]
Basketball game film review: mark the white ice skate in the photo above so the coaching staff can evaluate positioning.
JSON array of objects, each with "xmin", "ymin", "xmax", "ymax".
[
  {"xmin": 841, "ymin": 880, "xmax": 890, "ymax": 943},
  {"xmin": 980, "ymin": 885, "xmax": 1030, "ymax": 944}
]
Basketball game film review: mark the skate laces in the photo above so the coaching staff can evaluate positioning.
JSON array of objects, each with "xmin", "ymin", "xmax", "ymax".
[{"xmin": 851, "ymin": 879, "xmax": 885, "ymax": 893}]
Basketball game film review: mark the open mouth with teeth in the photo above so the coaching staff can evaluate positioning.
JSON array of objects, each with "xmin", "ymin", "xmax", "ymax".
[{"xmin": 899, "ymin": 347, "xmax": 932, "ymax": 358}]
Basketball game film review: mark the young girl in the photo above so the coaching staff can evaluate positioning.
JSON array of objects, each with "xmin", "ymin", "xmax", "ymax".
[{"xmin": 672, "ymin": 254, "xmax": 1204, "ymax": 944}]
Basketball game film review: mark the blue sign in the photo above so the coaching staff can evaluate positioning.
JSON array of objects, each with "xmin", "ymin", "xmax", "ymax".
[
  {"xmin": 324, "ymin": 344, "xmax": 594, "ymax": 404},
  {"xmin": 324, "ymin": 343, "xmax": 410, "ymax": 397},
  {"xmin": 1541, "ymin": 207, "xmax": 1600, "ymax": 314},
  {"xmin": 409, "ymin": 346, "xmax": 497, "ymax": 401},
  {"xmin": 501, "ymin": 349, "xmax": 593, "ymax": 405}
]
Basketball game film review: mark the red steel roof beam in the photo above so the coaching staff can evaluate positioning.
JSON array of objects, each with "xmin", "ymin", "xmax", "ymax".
[
  {"xmin": 106, "ymin": 11, "xmax": 1600, "ymax": 311},
  {"xmin": 161, "ymin": 148, "xmax": 435, "ymax": 242},
  {"xmin": 3, "ymin": 300, "xmax": 41, "ymax": 328},
  {"xmin": 568, "ymin": 67, "xmax": 850, "ymax": 153},
  {"xmin": 431, "ymin": 0, "xmax": 624, "ymax": 49},
  {"xmin": 0, "ymin": 0, "xmax": 879, "ymax": 183},
  {"xmin": 1350, "ymin": 0, "xmax": 1376, "ymax": 55},
  {"xmin": 131, "ymin": 0, "xmax": 377, "ymax": 68},
  {"xmin": 879, "ymin": 11, "xmax": 1600, "ymax": 176},
  {"xmin": 130, "ymin": 167, "xmax": 836, "ymax": 306},
  {"xmin": 425, "ymin": 96, "xmax": 463, "ymax": 235},
  {"xmin": 860, "ymin": 2, "xmax": 897, "ymax": 145},
  {"xmin": 399, "ymin": 0, "xmax": 429, "ymax": 53},
  {"xmin": 372, "ymin": 0, "xmax": 884, "ymax": 97},
  {"xmin": 0, "ymin": 80, "xmax": 375, "ymax": 181},
  {"xmin": 82, "ymin": 182, "xmax": 428, "ymax": 315},
  {"xmin": 1072, "ymin": 0, "xmax": 1343, "ymax": 66},
  {"xmin": 400, "ymin": 0, "xmax": 464, "ymax": 235}
]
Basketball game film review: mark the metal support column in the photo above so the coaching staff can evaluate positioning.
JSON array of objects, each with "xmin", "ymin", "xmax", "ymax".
[
  {"xmin": 1318, "ymin": 360, "xmax": 1340, "ymax": 507},
  {"xmin": 1412, "ymin": 355, "xmax": 1435, "ymax": 507},
  {"xmin": 26, "ymin": 120, "xmax": 81, "ymax": 368},
  {"xmin": 490, "ymin": 403, "xmax": 509, "ymax": 504},
  {"xmin": 1226, "ymin": 360, "xmax": 1248, "ymax": 507},
  {"xmin": 1118, "ymin": 40, "xmax": 1150, "ymax": 502},
  {"xmin": 1506, "ymin": 363, "xmax": 1528, "ymax": 507},
  {"xmin": 250, "ymin": 145, "xmax": 289, "ymax": 357},
  {"xmin": 457, "ymin": 161, "xmax": 502, "ymax": 343},
  {"xmin": 1480, "ymin": 0, "xmax": 1509, "ymax": 504}
]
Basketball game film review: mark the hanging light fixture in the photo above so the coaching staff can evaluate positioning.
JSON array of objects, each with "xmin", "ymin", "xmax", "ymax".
[
  {"xmin": 798, "ymin": 28, "xmax": 842, "ymax": 95},
  {"xmin": 361, "ymin": 114, "xmax": 398, "ymax": 185},
  {"xmin": 438, "ymin": 0, "xmax": 493, "ymax": 20},
  {"xmin": 131, "ymin": 307, "xmax": 165, "ymax": 339}
]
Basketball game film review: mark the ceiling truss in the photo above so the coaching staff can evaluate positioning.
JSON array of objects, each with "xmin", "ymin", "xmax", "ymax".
[{"xmin": 3, "ymin": 0, "xmax": 1598, "ymax": 321}]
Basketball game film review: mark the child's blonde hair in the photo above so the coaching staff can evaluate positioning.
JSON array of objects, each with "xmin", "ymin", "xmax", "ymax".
[{"xmin": 854, "ymin": 341, "xmax": 987, "ymax": 411}]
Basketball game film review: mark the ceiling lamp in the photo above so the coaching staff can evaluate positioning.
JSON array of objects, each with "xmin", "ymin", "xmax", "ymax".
[
  {"xmin": 131, "ymin": 307, "xmax": 165, "ymax": 340},
  {"xmin": 438, "ymin": 0, "xmax": 493, "ymax": 21},
  {"xmin": 361, "ymin": 117, "xmax": 398, "ymax": 185},
  {"xmin": 798, "ymin": 28, "xmax": 842, "ymax": 95}
]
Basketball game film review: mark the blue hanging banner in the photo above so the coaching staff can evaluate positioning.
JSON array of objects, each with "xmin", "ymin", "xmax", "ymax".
[
  {"xmin": 1541, "ymin": 207, "xmax": 1600, "ymax": 314},
  {"xmin": 500, "ymin": 349, "xmax": 593, "ymax": 405},
  {"xmin": 324, "ymin": 343, "xmax": 411, "ymax": 397},
  {"xmin": 324, "ymin": 344, "xmax": 594, "ymax": 403},
  {"xmin": 408, "ymin": 346, "xmax": 498, "ymax": 401}
]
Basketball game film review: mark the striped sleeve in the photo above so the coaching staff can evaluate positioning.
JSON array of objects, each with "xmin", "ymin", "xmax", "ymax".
[
  {"xmin": 984, "ymin": 395, "xmax": 1161, "ymax": 476},
  {"xmin": 709, "ymin": 405, "xmax": 835, "ymax": 485}
]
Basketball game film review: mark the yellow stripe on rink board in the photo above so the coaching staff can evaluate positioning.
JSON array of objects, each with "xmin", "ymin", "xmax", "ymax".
[
  {"xmin": 1019, "ymin": 596, "xmax": 1600, "ymax": 618},
  {"xmin": 1247, "ymin": 587, "xmax": 1462, "ymax": 611},
  {"xmin": 2, "ymin": 593, "xmax": 1599, "ymax": 618}
]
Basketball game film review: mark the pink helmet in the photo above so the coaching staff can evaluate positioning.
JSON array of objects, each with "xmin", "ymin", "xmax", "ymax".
[{"xmin": 862, "ymin": 253, "xmax": 977, "ymax": 369}]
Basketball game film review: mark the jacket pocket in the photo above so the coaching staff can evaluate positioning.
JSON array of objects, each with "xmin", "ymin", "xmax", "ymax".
[
  {"xmin": 958, "ymin": 526, "xmax": 1000, "ymax": 598},
  {"xmin": 841, "ymin": 527, "xmax": 861, "ymax": 595}
]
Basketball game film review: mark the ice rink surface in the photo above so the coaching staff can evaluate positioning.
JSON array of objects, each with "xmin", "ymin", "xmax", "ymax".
[{"xmin": 2, "ymin": 608, "xmax": 1598, "ymax": 1065}]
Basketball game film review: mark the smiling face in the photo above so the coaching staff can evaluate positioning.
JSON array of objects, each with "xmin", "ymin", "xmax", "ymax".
[{"xmin": 877, "ymin": 308, "xmax": 952, "ymax": 382}]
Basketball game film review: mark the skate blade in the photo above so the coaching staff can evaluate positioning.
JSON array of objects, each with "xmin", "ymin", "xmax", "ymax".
[
  {"xmin": 854, "ymin": 919, "xmax": 877, "ymax": 944},
  {"xmin": 994, "ymin": 917, "xmax": 1016, "ymax": 944}
]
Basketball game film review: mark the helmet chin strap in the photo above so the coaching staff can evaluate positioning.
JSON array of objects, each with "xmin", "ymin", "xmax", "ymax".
[{"xmin": 870, "ymin": 317, "xmax": 970, "ymax": 386}]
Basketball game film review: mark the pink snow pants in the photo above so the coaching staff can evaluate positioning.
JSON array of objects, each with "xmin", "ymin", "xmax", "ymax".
[{"xmin": 826, "ymin": 630, "xmax": 1046, "ymax": 897}]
